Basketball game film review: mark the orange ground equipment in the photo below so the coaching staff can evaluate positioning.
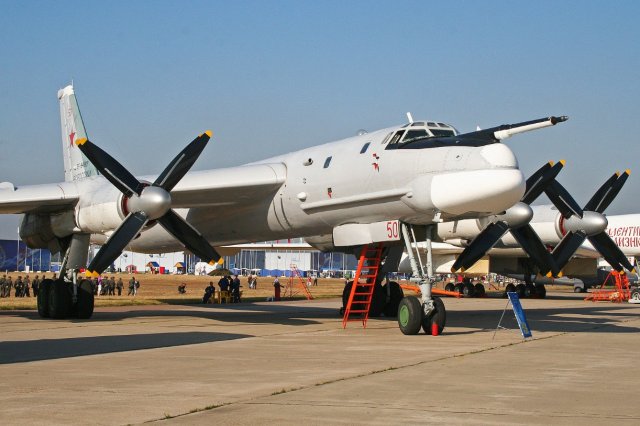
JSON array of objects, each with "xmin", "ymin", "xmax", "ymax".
[
  {"xmin": 342, "ymin": 243, "xmax": 384, "ymax": 329},
  {"xmin": 584, "ymin": 270, "xmax": 631, "ymax": 302},
  {"xmin": 284, "ymin": 264, "xmax": 314, "ymax": 300}
]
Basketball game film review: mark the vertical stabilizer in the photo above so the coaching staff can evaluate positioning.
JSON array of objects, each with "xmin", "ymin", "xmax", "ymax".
[{"xmin": 58, "ymin": 85, "xmax": 99, "ymax": 181}]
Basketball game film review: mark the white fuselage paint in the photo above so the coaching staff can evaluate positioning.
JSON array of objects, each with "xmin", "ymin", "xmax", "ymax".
[{"xmin": 17, "ymin": 123, "xmax": 527, "ymax": 254}]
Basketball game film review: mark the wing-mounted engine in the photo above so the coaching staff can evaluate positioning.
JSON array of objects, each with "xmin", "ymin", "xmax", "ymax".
[
  {"xmin": 20, "ymin": 211, "xmax": 77, "ymax": 254},
  {"xmin": 304, "ymin": 234, "xmax": 336, "ymax": 252}
]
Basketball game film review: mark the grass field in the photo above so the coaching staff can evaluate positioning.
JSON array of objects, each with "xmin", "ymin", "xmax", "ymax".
[{"xmin": 0, "ymin": 272, "xmax": 350, "ymax": 310}]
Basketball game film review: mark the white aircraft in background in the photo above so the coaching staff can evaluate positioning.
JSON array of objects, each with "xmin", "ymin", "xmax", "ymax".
[
  {"xmin": 399, "ymin": 169, "xmax": 637, "ymax": 296},
  {"xmin": 0, "ymin": 84, "xmax": 568, "ymax": 335}
]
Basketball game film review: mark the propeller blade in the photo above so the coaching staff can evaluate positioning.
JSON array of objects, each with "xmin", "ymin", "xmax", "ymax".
[
  {"xmin": 588, "ymin": 232, "xmax": 635, "ymax": 272},
  {"xmin": 76, "ymin": 139, "xmax": 144, "ymax": 197},
  {"xmin": 510, "ymin": 225, "xmax": 558, "ymax": 276},
  {"xmin": 521, "ymin": 161, "xmax": 564, "ymax": 205},
  {"xmin": 551, "ymin": 231, "xmax": 587, "ymax": 273},
  {"xmin": 545, "ymin": 180, "xmax": 583, "ymax": 219},
  {"xmin": 87, "ymin": 212, "xmax": 148, "ymax": 274},
  {"xmin": 158, "ymin": 209, "xmax": 221, "ymax": 263},
  {"xmin": 452, "ymin": 221, "xmax": 509, "ymax": 272},
  {"xmin": 588, "ymin": 170, "xmax": 630, "ymax": 214},
  {"xmin": 153, "ymin": 131, "xmax": 211, "ymax": 191},
  {"xmin": 583, "ymin": 172, "xmax": 620, "ymax": 212}
]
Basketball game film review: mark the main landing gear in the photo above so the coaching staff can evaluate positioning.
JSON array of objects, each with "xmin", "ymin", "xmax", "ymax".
[
  {"xmin": 36, "ymin": 233, "xmax": 95, "ymax": 320},
  {"xmin": 397, "ymin": 223, "xmax": 446, "ymax": 335}
]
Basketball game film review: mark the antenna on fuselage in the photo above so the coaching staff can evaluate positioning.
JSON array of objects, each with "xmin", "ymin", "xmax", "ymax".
[{"xmin": 406, "ymin": 112, "xmax": 414, "ymax": 124}]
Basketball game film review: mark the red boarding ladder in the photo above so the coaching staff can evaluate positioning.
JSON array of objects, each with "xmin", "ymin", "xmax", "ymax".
[
  {"xmin": 342, "ymin": 243, "xmax": 384, "ymax": 329},
  {"xmin": 286, "ymin": 264, "xmax": 314, "ymax": 300}
]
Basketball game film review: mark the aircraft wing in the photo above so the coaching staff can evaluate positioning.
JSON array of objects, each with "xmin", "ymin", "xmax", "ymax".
[
  {"xmin": 168, "ymin": 163, "xmax": 287, "ymax": 208},
  {"xmin": 0, "ymin": 183, "xmax": 80, "ymax": 214}
]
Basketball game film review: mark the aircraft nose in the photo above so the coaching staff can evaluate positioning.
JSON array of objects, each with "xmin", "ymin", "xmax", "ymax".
[
  {"xmin": 430, "ymin": 168, "xmax": 525, "ymax": 216},
  {"xmin": 479, "ymin": 143, "xmax": 519, "ymax": 168}
]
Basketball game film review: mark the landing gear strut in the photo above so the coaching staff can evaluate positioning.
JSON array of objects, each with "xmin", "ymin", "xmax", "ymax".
[
  {"xmin": 397, "ymin": 223, "xmax": 446, "ymax": 335},
  {"xmin": 36, "ymin": 233, "xmax": 94, "ymax": 320}
]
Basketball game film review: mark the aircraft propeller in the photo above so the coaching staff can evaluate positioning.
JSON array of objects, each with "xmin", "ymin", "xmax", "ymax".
[
  {"xmin": 76, "ymin": 132, "xmax": 221, "ymax": 275},
  {"xmin": 451, "ymin": 161, "xmax": 564, "ymax": 275},
  {"xmin": 545, "ymin": 170, "xmax": 635, "ymax": 274}
]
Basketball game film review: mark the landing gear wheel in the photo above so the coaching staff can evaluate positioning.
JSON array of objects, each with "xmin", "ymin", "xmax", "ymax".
[
  {"xmin": 382, "ymin": 281, "xmax": 404, "ymax": 317},
  {"xmin": 444, "ymin": 283, "xmax": 455, "ymax": 292},
  {"xmin": 454, "ymin": 283, "xmax": 463, "ymax": 295},
  {"xmin": 397, "ymin": 296, "xmax": 422, "ymax": 335},
  {"xmin": 49, "ymin": 280, "xmax": 71, "ymax": 319},
  {"xmin": 421, "ymin": 296, "xmax": 446, "ymax": 335},
  {"xmin": 505, "ymin": 283, "xmax": 516, "ymax": 298},
  {"xmin": 368, "ymin": 282, "xmax": 386, "ymax": 317},
  {"xmin": 474, "ymin": 283, "xmax": 485, "ymax": 297},
  {"xmin": 37, "ymin": 279, "xmax": 53, "ymax": 318},
  {"xmin": 515, "ymin": 283, "xmax": 526, "ymax": 298},
  {"xmin": 535, "ymin": 284, "xmax": 547, "ymax": 298},
  {"xmin": 463, "ymin": 282, "xmax": 475, "ymax": 298},
  {"xmin": 524, "ymin": 283, "xmax": 534, "ymax": 297},
  {"xmin": 74, "ymin": 279, "xmax": 95, "ymax": 319}
]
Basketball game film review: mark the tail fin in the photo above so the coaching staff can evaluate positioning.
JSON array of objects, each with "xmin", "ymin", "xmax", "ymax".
[{"xmin": 58, "ymin": 84, "xmax": 99, "ymax": 181}]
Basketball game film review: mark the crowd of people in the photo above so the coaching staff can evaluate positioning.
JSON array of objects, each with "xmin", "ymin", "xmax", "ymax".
[
  {"xmin": 0, "ymin": 274, "xmax": 141, "ymax": 298},
  {"xmin": 0, "ymin": 274, "xmax": 48, "ymax": 298},
  {"xmin": 202, "ymin": 274, "xmax": 243, "ymax": 303}
]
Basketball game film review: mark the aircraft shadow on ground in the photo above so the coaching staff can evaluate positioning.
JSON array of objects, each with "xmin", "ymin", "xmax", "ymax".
[
  {"xmin": 0, "ymin": 331, "xmax": 248, "ymax": 364},
  {"xmin": 2, "ymin": 294, "xmax": 638, "ymax": 335}
]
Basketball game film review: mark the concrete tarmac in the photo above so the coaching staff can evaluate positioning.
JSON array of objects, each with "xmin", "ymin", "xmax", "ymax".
[{"xmin": 1, "ymin": 292, "xmax": 639, "ymax": 425}]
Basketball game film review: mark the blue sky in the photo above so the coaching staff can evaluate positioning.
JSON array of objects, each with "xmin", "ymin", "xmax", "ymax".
[{"xmin": 0, "ymin": 0, "xmax": 639, "ymax": 237}]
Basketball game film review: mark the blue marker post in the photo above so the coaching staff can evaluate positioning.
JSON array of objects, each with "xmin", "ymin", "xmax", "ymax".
[{"xmin": 494, "ymin": 292, "xmax": 532, "ymax": 339}]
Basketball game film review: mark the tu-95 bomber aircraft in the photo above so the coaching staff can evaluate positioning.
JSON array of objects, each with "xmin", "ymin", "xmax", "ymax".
[{"xmin": 0, "ymin": 85, "xmax": 568, "ymax": 334}]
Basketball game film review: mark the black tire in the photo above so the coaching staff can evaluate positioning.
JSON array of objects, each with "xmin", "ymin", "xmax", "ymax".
[
  {"xmin": 37, "ymin": 279, "xmax": 53, "ymax": 318},
  {"xmin": 463, "ymin": 282, "xmax": 475, "ymax": 298},
  {"xmin": 382, "ymin": 281, "xmax": 404, "ymax": 317},
  {"xmin": 49, "ymin": 280, "xmax": 71, "ymax": 319},
  {"xmin": 444, "ymin": 283, "xmax": 455, "ymax": 292},
  {"xmin": 342, "ymin": 280, "xmax": 377, "ymax": 316},
  {"xmin": 421, "ymin": 296, "xmax": 446, "ymax": 335},
  {"xmin": 369, "ymin": 282, "xmax": 386, "ymax": 317},
  {"xmin": 524, "ymin": 283, "xmax": 534, "ymax": 298},
  {"xmin": 505, "ymin": 283, "xmax": 516, "ymax": 298},
  {"xmin": 397, "ymin": 296, "xmax": 422, "ymax": 335},
  {"xmin": 341, "ymin": 281, "xmax": 354, "ymax": 309},
  {"xmin": 535, "ymin": 284, "xmax": 547, "ymax": 298},
  {"xmin": 75, "ymin": 279, "xmax": 95, "ymax": 319},
  {"xmin": 474, "ymin": 283, "xmax": 485, "ymax": 297},
  {"xmin": 515, "ymin": 283, "xmax": 526, "ymax": 298}
]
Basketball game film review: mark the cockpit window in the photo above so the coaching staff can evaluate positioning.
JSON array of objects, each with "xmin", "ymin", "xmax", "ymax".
[
  {"xmin": 401, "ymin": 129, "xmax": 429, "ymax": 143},
  {"xmin": 429, "ymin": 128, "xmax": 455, "ymax": 137},
  {"xmin": 388, "ymin": 130, "xmax": 405, "ymax": 145}
]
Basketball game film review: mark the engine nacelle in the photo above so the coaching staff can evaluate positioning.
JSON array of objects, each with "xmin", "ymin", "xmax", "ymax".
[
  {"xmin": 75, "ymin": 184, "xmax": 125, "ymax": 234},
  {"xmin": 304, "ymin": 234, "xmax": 335, "ymax": 252}
]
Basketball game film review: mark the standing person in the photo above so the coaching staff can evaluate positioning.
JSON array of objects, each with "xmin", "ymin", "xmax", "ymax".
[
  {"xmin": 116, "ymin": 277, "xmax": 123, "ymax": 296},
  {"xmin": 109, "ymin": 276, "xmax": 116, "ymax": 295},
  {"xmin": 313, "ymin": 275, "xmax": 318, "ymax": 286},
  {"xmin": 32, "ymin": 274, "xmax": 40, "ymax": 297},
  {"xmin": 0, "ymin": 274, "xmax": 6, "ymax": 298},
  {"xmin": 97, "ymin": 275, "xmax": 103, "ymax": 296},
  {"xmin": 134, "ymin": 277, "xmax": 140, "ymax": 295},
  {"xmin": 128, "ymin": 276, "xmax": 135, "ymax": 295},
  {"xmin": 23, "ymin": 275, "xmax": 31, "ymax": 297},
  {"xmin": 15, "ymin": 276, "xmax": 23, "ymax": 297},
  {"xmin": 6, "ymin": 276, "xmax": 13, "ymax": 298},
  {"xmin": 306, "ymin": 276, "xmax": 312, "ymax": 288},
  {"xmin": 92, "ymin": 277, "xmax": 98, "ymax": 295},
  {"xmin": 232, "ymin": 275, "xmax": 241, "ymax": 303},
  {"xmin": 273, "ymin": 277, "xmax": 282, "ymax": 301}
]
